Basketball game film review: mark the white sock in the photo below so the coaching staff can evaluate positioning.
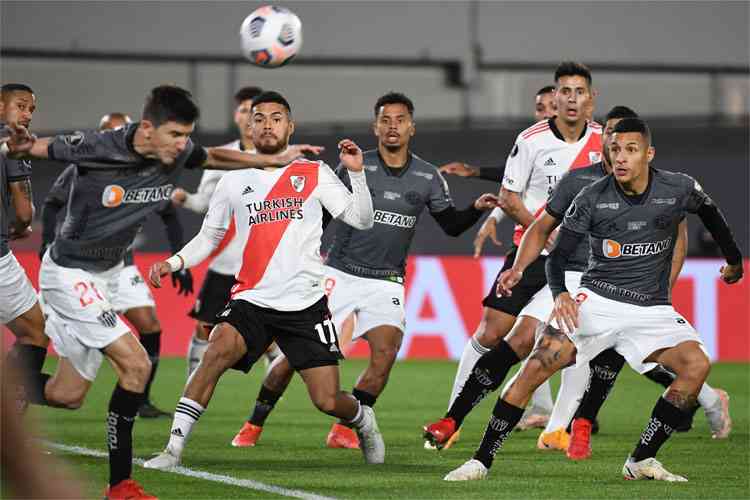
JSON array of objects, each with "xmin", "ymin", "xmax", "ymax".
[
  {"xmin": 697, "ymin": 382, "xmax": 720, "ymax": 409},
  {"xmin": 530, "ymin": 380, "xmax": 554, "ymax": 415},
  {"xmin": 167, "ymin": 397, "xmax": 205, "ymax": 457},
  {"xmin": 187, "ymin": 334, "xmax": 209, "ymax": 378},
  {"xmin": 544, "ymin": 363, "xmax": 591, "ymax": 433},
  {"xmin": 448, "ymin": 335, "xmax": 490, "ymax": 409},
  {"xmin": 345, "ymin": 401, "xmax": 364, "ymax": 429}
]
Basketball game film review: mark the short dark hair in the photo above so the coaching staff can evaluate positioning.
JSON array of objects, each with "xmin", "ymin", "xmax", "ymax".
[
  {"xmin": 251, "ymin": 91, "xmax": 292, "ymax": 114},
  {"xmin": 1, "ymin": 83, "xmax": 34, "ymax": 101},
  {"xmin": 554, "ymin": 61, "xmax": 592, "ymax": 87},
  {"xmin": 605, "ymin": 106, "xmax": 638, "ymax": 122},
  {"xmin": 234, "ymin": 86, "xmax": 263, "ymax": 105},
  {"xmin": 374, "ymin": 92, "xmax": 414, "ymax": 118},
  {"xmin": 612, "ymin": 117, "xmax": 651, "ymax": 143},
  {"xmin": 536, "ymin": 85, "xmax": 555, "ymax": 96},
  {"xmin": 142, "ymin": 85, "xmax": 199, "ymax": 127}
]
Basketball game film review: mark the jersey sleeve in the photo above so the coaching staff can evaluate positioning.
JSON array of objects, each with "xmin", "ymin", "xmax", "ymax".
[
  {"xmin": 333, "ymin": 163, "xmax": 352, "ymax": 189},
  {"xmin": 546, "ymin": 171, "xmax": 580, "ymax": 220},
  {"xmin": 45, "ymin": 165, "xmax": 76, "ymax": 205},
  {"xmin": 47, "ymin": 130, "xmax": 111, "ymax": 163},
  {"xmin": 427, "ymin": 169, "xmax": 454, "ymax": 214},
  {"xmin": 5, "ymin": 158, "xmax": 32, "ymax": 182},
  {"xmin": 501, "ymin": 135, "xmax": 533, "ymax": 193},
  {"xmin": 681, "ymin": 174, "xmax": 712, "ymax": 213},
  {"xmin": 561, "ymin": 186, "xmax": 594, "ymax": 234},
  {"xmin": 317, "ymin": 162, "xmax": 357, "ymax": 218},
  {"xmin": 202, "ymin": 174, "xmax": 233, "ymax": 231}
]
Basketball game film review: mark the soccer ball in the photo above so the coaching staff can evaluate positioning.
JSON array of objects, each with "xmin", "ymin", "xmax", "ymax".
[{"xmin": 240, "ymin": 5, "xmax": 302, "ymax": 68}]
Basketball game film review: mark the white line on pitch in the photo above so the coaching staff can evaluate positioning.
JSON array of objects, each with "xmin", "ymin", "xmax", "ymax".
[{"xmin": 44, "ymin": 441, "xmax": 337, "ymax": 500}]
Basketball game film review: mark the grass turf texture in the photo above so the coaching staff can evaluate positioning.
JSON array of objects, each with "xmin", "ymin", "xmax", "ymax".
[{"xmin": 30, "ymin": 358, "xmax": 748, "ymax": 499}]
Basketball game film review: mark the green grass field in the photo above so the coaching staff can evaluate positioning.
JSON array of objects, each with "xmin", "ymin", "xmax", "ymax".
[{"xmin": 30, "ymin": 358, "xmax": 749, "ymax": 499}]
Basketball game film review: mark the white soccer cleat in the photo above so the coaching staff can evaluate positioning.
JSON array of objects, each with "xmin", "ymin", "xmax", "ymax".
[
  {"xmin": 444, "ymin": 459, "xmax": 488, "ymax": 481},
  {"xmin": 355, "ymin": 406, "xmax": 385, "ymax": 464},
  {"xmin": 424, "ymin": 440, "xmax": 438, "ymax": 450},
  {"xmin": 143, "ymin": 449, "xmax": 181, "ymax": 470},
  {"xmin": 705, "ymin": 389, "xmax": 732, "ymax": 439},
  {"xmin": 622, "ymin": 456, "xmax": 687, "ymax": 482}
]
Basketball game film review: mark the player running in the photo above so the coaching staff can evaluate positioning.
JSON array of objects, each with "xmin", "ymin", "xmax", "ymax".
[
  {"xmin": 442, "ymin": 117, "xmax": 743, "ymax": 482},
  {"xmin": 39, "ymin": 111, "xmax": 193, "ymax": 419},
  {"xmin": 169, "ymin": 86, "xmax": 283, "ymax": 378},
  {"xmin": 423, "ymin": 62, "xmax": 601, "ymax": 449},
  {"xmin": 143, "ymin": 91, "xmax": 386, "ymax": 470},
  {"xmin": 6, "ymin": 85, "xmax": 320, "ymax": 500},
  {"xmin": 230, "ymin": 92, "xmax": 498, "ymax": 449}
]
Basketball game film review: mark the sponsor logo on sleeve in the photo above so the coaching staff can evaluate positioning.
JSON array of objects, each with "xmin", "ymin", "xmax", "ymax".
[
  {"xmin": 510, "ymin": 144, "xmax": 519, "ymax": 158},
  {"xmin": 63, "ymin": 131, "xmax": 85, "ymax": 146}
]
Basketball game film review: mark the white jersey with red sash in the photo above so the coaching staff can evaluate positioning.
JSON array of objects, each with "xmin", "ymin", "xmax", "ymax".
[
  {"xmin": 501, "ymin": 118, "xmax": 602, "ymax": 247},
  {"xmin": 204, "ymin": 159, "xmax": 355, "ymax": 311}
]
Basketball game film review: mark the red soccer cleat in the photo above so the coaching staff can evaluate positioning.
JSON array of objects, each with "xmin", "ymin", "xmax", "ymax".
[
  {"xmin": 104, "ymin": 479, "xmax": 157, "ymax": 500},
  {"xmin": 566, "ymin": 418, "xmax": 593, "ymax": 460},
  {"xmin": 231, "ymin": 422, "xmax": 263, "ymax": 447},
  {"xmin": 326, "ymin": 422, "xmax": 360, "ymax": 449},
  {"xmin": 423, "ymin": 417, "xmax": 457, "ymax": 450}
]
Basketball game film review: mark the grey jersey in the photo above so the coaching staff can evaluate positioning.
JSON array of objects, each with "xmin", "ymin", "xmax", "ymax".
[
  {"xmin": 563, "ymin": 168, "xmax": 709, "ymax": 306},
  {"xmin": 47, "ymin": 123, "xmax": 206, "ymax": 271},
  {"xmin": 545, "ymin": 162, "xmax": 607, "ymax": 272},
  {"xmin": 325, "ymin": 149, "xmax": 453, "ymax": 281},
  {"xmin": 0, "ymin": 148, "xmax": 32, "ymax": 257}
]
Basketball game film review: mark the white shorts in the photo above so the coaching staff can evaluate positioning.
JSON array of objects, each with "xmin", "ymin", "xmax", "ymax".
[
  {"xmin": 39, "ymin": 251, "xmax": 130, "ymax": 381},
  {"xmin": 0, "ymin": 251, "xmax": 39, "ymax": 325},
  {"xmin": 567, "ymin": 288, "xmax": 706, "ymax": 374},
  {"xmin": 323, "ymin": 265, "xmax": 405, "ymax": 341},
  {"xmin": 519, "ymin": 271, "xmax": 583, "ymax": 324},
  {"xmin": 110, "ymin": 265, "xmax": 155, "ymax": 312}
]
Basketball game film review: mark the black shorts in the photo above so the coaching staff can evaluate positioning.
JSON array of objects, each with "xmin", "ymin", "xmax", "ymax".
[
  {"xmin": 482, "ymin": 246, "xmax": 548, "ymax": 316},
  {"xmin": 217, "ymin": 296, "xmax": 344, "ymax": 373},
  {"xmin": 188, "ymin": 270, "xmax": 236, "ymax": 323}
]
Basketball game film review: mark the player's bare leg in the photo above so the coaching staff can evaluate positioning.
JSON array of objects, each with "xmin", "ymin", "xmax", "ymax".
[
  {"xmin": 623, "ymin": 341, "xmax": 709, "ymax": 482},
  {"xmin": 298, "ymin": 364, "xmax": 385, "ymax": 464},
  {"xmin": 124, "ymin": 306, "xmax": 170, "ymax": 418},
  {"xmin": 445, "ymin": 326, "xmax": 576, "ymax": 481},
  {"xmin": 232, "ymin": 354, "xmax": 295, "ymax": 447},
  {"xmin": 426, "ymin": 315, "xmax": 538, "ymax": 449},
  {"xmin": 147, "ymin": 322, "xmax": 246, "ymax": 469}
]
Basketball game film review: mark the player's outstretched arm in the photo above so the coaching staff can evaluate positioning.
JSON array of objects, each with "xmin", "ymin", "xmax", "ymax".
[
  {"xmin": 203, "ymin": 144, "xmax": 324, "ymax": 170},
  {"xmin": 158, "ymin": 204, "xmax": 194, "ymax": 296},
  {"xmin": 439, "ymin": 162, "xmax": 505, "ymax": 182},
  {"xmin": 149, "ymin": 223, "xmax": 226, "ymax": 288},
  {"xmin": 498, "ymin": 211, "xmax": 561, "ymax": 296},
  {"xmin": 6, "ymin": 127, "xmax": 50, "ymax": 159},
  {"xmin": 498, "ymin": 187, "xmax": 536, "ymax": 228},
  {"xmin": 693, "ymin": 198, "xmax": 743, "ymax": 284}
]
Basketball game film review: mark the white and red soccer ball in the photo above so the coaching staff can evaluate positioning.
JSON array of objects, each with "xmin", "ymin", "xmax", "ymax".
[{"xmin": 240, "ymin": 5, "xmax": 302, "ymax": 68}]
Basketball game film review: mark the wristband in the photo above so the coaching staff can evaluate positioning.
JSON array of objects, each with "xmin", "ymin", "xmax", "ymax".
[{"xmin": 166, "ymin": 254, "xmax": 184, "ymax": 272}]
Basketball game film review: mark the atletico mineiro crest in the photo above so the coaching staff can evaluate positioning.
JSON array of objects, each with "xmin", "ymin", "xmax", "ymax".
[{"xmin": 290, "ymin": 175, "xmax": 306, "ymax": 192}]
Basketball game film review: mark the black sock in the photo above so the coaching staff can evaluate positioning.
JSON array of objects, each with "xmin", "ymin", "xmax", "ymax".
[
  {"xmin": 643, "ymin": 365, "xmax": 676, "ymax": 388},
  {"xmin": 632, "ymin": 396, "xmax": 689, "ymax": 461},
  {"xmin": 352, "ymin": 388, "xmax": 377, "ymax": 408},
  {"xmin": 447, "ymin": 340, "xmax": 520, "ymax": 428},
  {"xmin": 25, "ymin": 373, "xmax": 51, "ymax": 406},
  {"xmin": 107, "ymin": 384, "xmax": 144, "ymax": 487},
  {"xmin": 8, "ymin": 343, "xmax": 48, "ymax": 374},
  {"xmin": 574, "ymin": 348, "xmax": 626, "ymax": 423},
  {"xmin": 248, "ymin": 385, "xmax": 283, "ymax": 426},
  {"xmin": 473, "ymin": 398, "xmax": 525, "ymax": 469},
  {"xmin": 139, "ymin": 331, "xmax": 161, "ymax": 402}
]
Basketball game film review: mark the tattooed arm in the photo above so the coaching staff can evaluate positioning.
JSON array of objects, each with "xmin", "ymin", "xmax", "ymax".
[{"xmin": 9, "ymin": 178, "xmax": 34, "ymax": 238}]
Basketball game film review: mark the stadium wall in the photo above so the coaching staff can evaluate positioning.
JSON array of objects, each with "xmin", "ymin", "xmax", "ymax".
[{"xmin": 6, "ymin": 252, "xmax": 749, "ymax": 362}]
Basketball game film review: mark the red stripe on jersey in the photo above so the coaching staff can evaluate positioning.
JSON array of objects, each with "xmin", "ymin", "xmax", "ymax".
[
  {"xmin": 522, "ymin": 125, "xmax": 550, "ymax": 140},
  {"xmin": 232, "ymin": 162, "xmax": 319, "ymax": 295},
  {"xmin": 512, "ymin": 205, "xmax": 546, "ymax": 246},
  {"xmin": 569, "ymin": 132, "xmax": 603, "ymax": 170},
  {"xmin": 208, "ymin": 217, "xmax": 236, "ymax": 261},
  {"xmin": 522, "ymin": 121, "xmax": 549, "ymax": 136}
]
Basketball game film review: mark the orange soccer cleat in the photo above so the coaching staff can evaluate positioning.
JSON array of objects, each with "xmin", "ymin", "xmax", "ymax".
[
  {"xmin": 104, "ymin": 479, "xmax": 157, "ymax": 500},
  {"xmin": 326, "ymin": 422, "xmax": 360, "ymax": 449},
  {"xmin": 231, "ymin": 421, "xmax": 263, "ymax": 447},
  {"xmin": 566, "ymin": 418, "xmax": 593, "ymax": 460},
  {"xmin": 536, "ymin": 428, "xmax": 570, "ymax": 451},
  {"xmin": 423, "ymin": 417, "xmax": 458, "ymax": 450}
]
